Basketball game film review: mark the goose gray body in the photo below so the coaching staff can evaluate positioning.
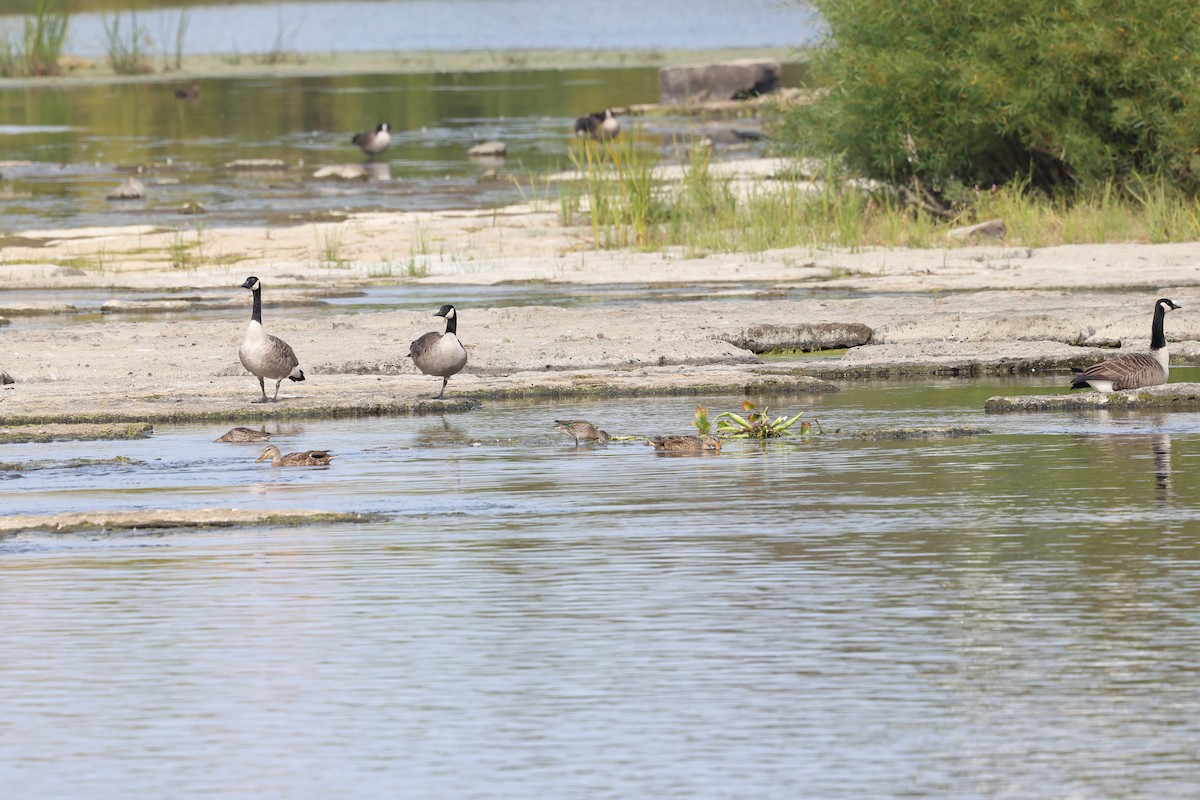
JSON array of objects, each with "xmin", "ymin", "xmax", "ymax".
[
  {"xmin": 238, "ymin": 276, "xmax": 305, "ymax": 403},
  {"xmin": 409, "ymin": 304, "xmax": 467, "ymax": 399},
  {"xmin": 1071, "ymin": 298, "xmax": 1180, "ymax": 393},
  {"xmin": 352, "ymin": 122, "xmax": 391, "ymax": 158}
]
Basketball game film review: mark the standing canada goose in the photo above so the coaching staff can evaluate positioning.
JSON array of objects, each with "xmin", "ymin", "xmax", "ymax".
[
  {"xmin": 352, "ymin": 122, "xmax": 391, "ymax": 159},
  {"xmin": 255, "ymin": 444, "xmax": 335, "ymax": 467},
  {"xmin": 646, "ymin": 434, "xmax": 722, "ymax": 452},
  {"xmin": 239, "ymin": 275, "xmax": 306, "ymax": 403},
  {"xmin": 216, "ymin": 426, "xmax": 271, "ymax": 443},
  {"xmin": 573, "ymin": 109, "xmax": 620, "ymax": 140},
  {"xmin": 409, "ymin": 304, "xmax": 468, "ymax": 400},
  {"xmin": 1071, "ymin": 298, "xmax": 1181, "ymax": 392},
  {"xmin": 554, "ymin": 420, "xmax": 611, "ymax": 444}
]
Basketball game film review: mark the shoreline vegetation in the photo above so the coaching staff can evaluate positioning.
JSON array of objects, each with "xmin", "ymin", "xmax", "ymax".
[{"xmin": 0, "ymin": 44, "xmax": 801, "ymax": 86}]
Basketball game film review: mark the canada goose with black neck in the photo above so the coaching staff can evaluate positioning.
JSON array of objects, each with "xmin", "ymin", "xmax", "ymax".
[
  {"xmin": 238, "ymin": 276, "xmax": 305, "ymax": 403},
  {"xmin": 1071, "ymin": 298, "xmax": 1181, "ymax": 392},
  {"xmin": 409, "ymin": 304, "xmax": 467, "ymax": 399},
  {"xmin": 352, "ymin": 122, "xmax": 391, "ymax": 159}
]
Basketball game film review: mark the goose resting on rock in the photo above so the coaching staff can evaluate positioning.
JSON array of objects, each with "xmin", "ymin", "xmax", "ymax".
[
  {"xmin": 255, "ymin": 444, "xmax": 335, "ymax": 467},
  {"xmin": 1071, "ymin": 298, "xmax": 1181, "ymax": 392},
  {"xmin": 352, "ymin": 122, "xmax": 391, "ymax": 159},
  {"xmin": 239, "ymin": 275, "xmax": 306, "ymax": 403},
  {"xmin": 554, "ymin": 420, "xmax": 611, "ymax": 444},
  {"xmin": 409, "ymin": 304, "xmax": 468, "ymax": 400}
]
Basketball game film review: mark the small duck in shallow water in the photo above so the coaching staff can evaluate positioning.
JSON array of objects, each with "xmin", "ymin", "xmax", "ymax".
[
  {"xmin": 646, "ymin": 434, "xmax": 722, "ymax": 452},
  {"xmin": 554, "ymin": 420, "xmax": 610, "ymax": 444},
  {"xmin": 255, "ymin": 444, "xmax": 336, "ymax": 467},
  {"xmin": 216, "ymin": 426, "xmax": 272, "ymax": 443}
]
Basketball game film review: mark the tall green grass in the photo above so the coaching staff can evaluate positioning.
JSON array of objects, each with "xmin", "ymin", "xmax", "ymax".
[
  {"xmin": 0, "ymin": 0, "xmax": 67, "ymax": 77},
  {"xmin": 561, "ymin": 144, "xmax": 1200, "ymax": 254},
  {"xmin": 102, "ymin": 11, "xmax": 152, "ymax": 75}
]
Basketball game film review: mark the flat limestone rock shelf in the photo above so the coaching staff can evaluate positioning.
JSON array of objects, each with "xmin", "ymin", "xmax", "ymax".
[
  {"xmin": 985, "ymin": 382, "xmax": 1200, "ymax": 412},
  {"xmin": 0, "ymin": 509, "xmax": 385, "ymax": 534}
]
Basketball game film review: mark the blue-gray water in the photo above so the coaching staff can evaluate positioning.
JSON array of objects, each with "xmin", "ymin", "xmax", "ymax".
[
  {"xmin": 3, "ymin": 383, "xmax": 1200, "ymax": 798},
  {"xmin": 38, "ymin": 0, "xmax": 818, "ymax": 58}
]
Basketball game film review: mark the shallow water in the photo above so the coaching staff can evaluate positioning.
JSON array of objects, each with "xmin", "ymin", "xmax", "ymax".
[
  {"xmin": 3, "ymin": 381, "xmax": 1200, "ymax": 798},
  {"xmin": 0, "ymin": 64, "xmax": 796, "ymax": 231}
]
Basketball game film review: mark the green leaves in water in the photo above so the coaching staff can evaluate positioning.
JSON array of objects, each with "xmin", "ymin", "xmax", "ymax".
[{"xmin": 695, "ymin": 401, "xmax": 816, "ymax": 440}]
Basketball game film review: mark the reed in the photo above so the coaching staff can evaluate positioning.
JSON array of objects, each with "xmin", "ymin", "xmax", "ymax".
[
  {"xmin": 0, "ymin": 0, "xmax": 67, "ymax": 77},
  {"xmin": 102, "ymin": 11, "xmax": 151, "ymax": 75}
]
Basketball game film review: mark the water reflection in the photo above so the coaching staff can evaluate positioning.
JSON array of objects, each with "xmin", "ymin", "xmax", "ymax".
[{"xmin": 1153, "ymin": 432, "xmax": 1172, "ymax": 504}]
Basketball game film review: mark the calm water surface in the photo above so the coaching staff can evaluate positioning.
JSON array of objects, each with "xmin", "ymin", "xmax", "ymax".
[{"xmin": 3, "ymin": 381, "xmax": 1200, "ymax": 798}]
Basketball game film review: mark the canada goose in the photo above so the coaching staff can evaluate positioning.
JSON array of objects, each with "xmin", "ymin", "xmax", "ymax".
[
  {"xmin": 216, "ymin": 426, "xmax": 271, "ymax": 443},
  {"xmin": 554, "ymin": 420, "xmax": 611, "ymax": 444},
  {"xmin": 173, "ymin": 83, "xmax": 199, "ymax": 101},
  {"xmin": 1071, "ymin": 298, "xmax": 1181, "ymax": 392},
  {"xmin": 238, "ymin": 275, "xmax": 306, "ymax": 403},
  {"xmin": 409, "ymin": 304, "xmax": 467, "ymax": 400},
  {"xmin": 352, "ymin": 122, "xmax": 391, "ymax": 159},
  {"xmin": 573, "ymin": 109, "xmax": 620, "ymax": 140},
  {"xmin": 255, "ymin": 444, "xmax": 335, "ymax": 467},
  {"xmin": 646, "ymin": 434, "xmax": 722, "ymax": 452}
]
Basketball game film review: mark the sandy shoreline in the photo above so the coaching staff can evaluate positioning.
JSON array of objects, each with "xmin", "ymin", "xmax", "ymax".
[{"xmin": 4, "ymin": 162, "xmax": 1200, "ymax": 424}]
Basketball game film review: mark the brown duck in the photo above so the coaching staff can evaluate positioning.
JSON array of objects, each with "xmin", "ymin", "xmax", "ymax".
[
  {"xmin": 554, "ymin": 420, "xmax": 610, "ymax": 444},
  {"xmin": 255, "ymin": 444, "xmax": 336, "ymax": 467},
  {"xmin": 646, "ymin": 434, "xmax": 722, "ymax": 452},
  {"xmin": 216, "ymin": 426, "xmax": 272, "ymax": 443}
]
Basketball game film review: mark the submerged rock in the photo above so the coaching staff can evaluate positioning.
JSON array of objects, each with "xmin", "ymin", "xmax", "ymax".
[
  {"xmin": 467, "ymin": 140, "xmax": 507, "ymax": 158},
  {"xmin": 224, "ymin": 159, "xmax": 288, "ymax": 171},
  {"xmin": 659, "ymin": 59, "xmax": 781, "ymax": 104},
  {"xmin": 854, "ymin": 426, "xmax": 990, "ymax": 439},
  {"xmin": 106, "ymin": 177, "xmax": 145, "ymax": 200},
  {"xmin": 722, "ymin": 322, "xmax": 873, "ymax": 354},
  {"xmin": 313, "ymin": 164, "xmax": 368, "ymax": 181},
  {"xmin": 985, "ymin": 382, "xmax": 1200, "ymax": 412},
  {"xmin": 0, "ymin": 422, "xmax": 152, "ymax": 443}
]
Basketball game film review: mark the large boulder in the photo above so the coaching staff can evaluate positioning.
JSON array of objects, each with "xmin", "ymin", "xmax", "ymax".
[{"xmin": 659, "ymin": 59, "xmax": 781, "ymax": 104}]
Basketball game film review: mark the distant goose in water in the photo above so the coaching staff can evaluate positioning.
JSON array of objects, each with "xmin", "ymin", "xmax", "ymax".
[
  {"xmin": 216, "ymin": 426, "xmax": 272, "ymax": 443},
  {"xmin": 239, "ymin": 275, "xmax": 306, "ymax": 403},
  {"xmin": 574, "ymin": 108, "xmax": 620, "ymax": 140},
  {"xmin": 1071, "ymin": 297, "xmax": 1181, "ymax": 392},
  {"xmin": 173, "ymin": 83, "xmax": 199, "ymax": 101},
  {"xmin": 352, "ymin": 122, "xmax": 391, "ymax": 159},
  {"xmin": 646, "ymin": 434, "xmax": 722, "ymax": 452},
  {"xmin": 554, "ymin": 420, "xmax": 610, "ymax": 444},
  {"xmin": 255, "ymin": 444, "xmax": 335, "ymax": 467},
  {"xmin": 409, "ymin": 304, "xmax": 468, "ymax": 400}
]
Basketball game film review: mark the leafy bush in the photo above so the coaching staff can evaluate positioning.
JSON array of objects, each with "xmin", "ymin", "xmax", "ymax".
[
  {"xmin": 778, "ymin": 0, "xmax": 1200, "ymax": 200},
  {"xmin": 103, "ymin": 11, "xmax": 152, "ymax": 75},
  {"xmin": 0, "ymin": 0, "xmax": 67, "ymax": 77}
]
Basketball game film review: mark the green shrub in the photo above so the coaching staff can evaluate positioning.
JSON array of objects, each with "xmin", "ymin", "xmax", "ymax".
[
  {"xmin": 103, "ymin": 11, "xmax": 152, "ymax": 75},
  {"xmin": 777, "ymin": 0, "xmax": 1200, "ymax": 199}
]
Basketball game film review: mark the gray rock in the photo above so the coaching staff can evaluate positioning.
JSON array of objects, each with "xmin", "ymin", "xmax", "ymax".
[
  {"xmin": 986, "ymin": 382, "xmax": 1200, "ymax": 412},
  {"xmin": 52, "ymin": 266, "xmax": 86, "ymax": 277},
  {"xmin": 0, "ymin": 370, "xmax": 13, "ymax": 383},
  {"xmin": 313, "ymin": 164, "xmax": 368, "ymax": 181},
  {"xmin": 721, "ymin": 322, "xmax": 873, "ymax": 353},
  {"xmin": 224, "ymin": 159, "xmax": 288, "ymax": 171},
  {"xmin": 106, "ymin": 177, "xmax": 145, "ymax": 201},
  {"xmin": 179, "ymin": 201, "xmax": 206, "ymax": 215},
  {"xmin": 947, "ymin": 218, "xmax": 1007, "ymax": 240},
  {"xmin": 659, "ymin": 59, "xmax": 781, "ymax": 104},
  {"xmin": 854, "ymin": 426, "xmax": 990, "ymax": 439},
  {"xmin": 467, "ymin": 140, "xmax": 507, "ymax": 158}
]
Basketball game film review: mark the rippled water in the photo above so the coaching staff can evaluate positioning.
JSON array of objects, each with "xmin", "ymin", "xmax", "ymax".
[{"xmin": 3, "ymin": 382, "xmax": 1200, "ymax": 798}]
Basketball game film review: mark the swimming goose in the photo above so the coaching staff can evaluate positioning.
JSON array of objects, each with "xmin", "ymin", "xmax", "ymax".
[
  {"xmin": 255, "ymin": 444, "xmax": 335, "ymax": 467},
  {"xmin": 573, "ymin": 109, "xmax": 620, "ymax": 140},
  {"xmin": 409, "ymin": 304, "xmax": 468, "ymax": 400},
  {"xmin": 1071, "ymin": 298, "xmax": 1181, "ymax": 392},
  {"xmin": 554, "ymin": 420, "xmax": 611, "ymax": 444},
  {"xmin": 216, "ymin": 426, "xmax": 271, "ymax": 443},
  {"xmin": 174, "ymin": 83, "xmax": 199, "ymax": 101},
  {"xmin": 352, "ymin": 122, "xmax": 391, "ymax": 159},
  {"xmin": 238, "ymin": 275, "xmax": 306, "ymax": 403},
  {"xmin": 646, "ymin": 434, "xmax": 722, "ymax": 452}
]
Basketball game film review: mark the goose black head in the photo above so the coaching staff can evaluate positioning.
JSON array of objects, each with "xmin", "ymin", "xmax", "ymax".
[
  {"xmin": 1158, "ymin": 298, "xmax": 1182, "ymax": 313},
  {"xmin": 241, "ymin": 276, "xmax": 261, "ymax": 291},
  {"xmin": 377, "ymin": 122, "xmax": 391, "ymax": 133},
  {"xmin": 434, "ymin": 304, "xmax": 456, "ymax": 319}
]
